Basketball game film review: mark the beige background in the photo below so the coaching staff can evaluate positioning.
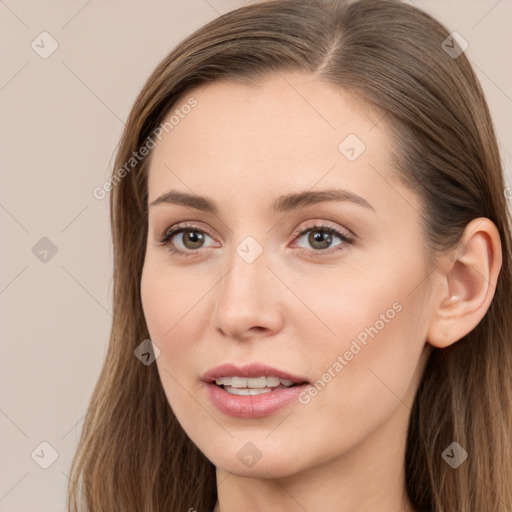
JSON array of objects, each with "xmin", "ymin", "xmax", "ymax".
[{"xmin": 1, "ymin": 1, "xmax": 511, "ymax": 510}]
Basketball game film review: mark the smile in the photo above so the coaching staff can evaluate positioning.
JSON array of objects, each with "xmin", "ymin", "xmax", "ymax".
[{"xmin": 202, "ymin": 363, "xmax": 310, "ymax": 417}]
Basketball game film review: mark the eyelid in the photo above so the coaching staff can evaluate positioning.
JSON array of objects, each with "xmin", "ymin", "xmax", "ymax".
[{"xmin": 290, "ymin": 219, "xmax": 355, "ymax": 242}]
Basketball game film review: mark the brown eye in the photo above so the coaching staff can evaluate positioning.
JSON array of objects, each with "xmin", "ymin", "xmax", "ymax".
[
  {"xmin": 307, "ymin": 229, "xmax": 334, "ymax": 250},
  {"xmin": 159, "ymin": 225, "xmax": 215, "ymax": 256},
  {"xmin": 180, "ymin": 230, "xmax": 207, "ymax": 250},
  {"xmin": 294, "ymin": 224, "xmax": 353, "ymax": 254}
]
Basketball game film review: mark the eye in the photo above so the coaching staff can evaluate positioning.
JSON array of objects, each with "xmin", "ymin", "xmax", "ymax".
[
  {"xmin": 158, "ymin": 223, "xmax": 217, "ymax": 257},
  {"xmin": 291, "ymin": 222, "xmax": 354, "ymax": 257},
  {"xmin": 158, "ymin": 221, "xmax": 355, "ymax": 258}
]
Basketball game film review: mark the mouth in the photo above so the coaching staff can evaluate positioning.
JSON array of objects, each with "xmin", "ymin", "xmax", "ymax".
[{"xmin": 201, "ymin": 363, "xmax": 310, "ymax": 417}]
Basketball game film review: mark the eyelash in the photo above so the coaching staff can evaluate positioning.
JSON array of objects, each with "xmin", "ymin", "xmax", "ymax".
[{"xmin": 157, "ymin": 222, "xmax": 355, "ymax": 259}]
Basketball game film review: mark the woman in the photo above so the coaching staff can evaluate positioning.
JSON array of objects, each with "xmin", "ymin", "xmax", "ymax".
[{"xmin": 68, "ymin": 0, "xmax": 512, "ymax": 510}]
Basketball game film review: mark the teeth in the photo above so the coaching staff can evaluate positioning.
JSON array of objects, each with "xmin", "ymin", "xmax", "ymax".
[{"xmin": 214, "ymin": 376, "xmax": 295, "ymax": 388}]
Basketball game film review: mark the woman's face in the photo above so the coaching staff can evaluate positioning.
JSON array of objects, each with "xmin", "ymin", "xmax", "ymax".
[{"xmin": 141, "ymin": 72, "xmax": 433, "ymax": 477}]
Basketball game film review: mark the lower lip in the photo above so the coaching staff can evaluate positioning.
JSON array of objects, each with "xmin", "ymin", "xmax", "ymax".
[{"xmin": 204, "ymin": 382, "xmax": 309, "ymax": 418}]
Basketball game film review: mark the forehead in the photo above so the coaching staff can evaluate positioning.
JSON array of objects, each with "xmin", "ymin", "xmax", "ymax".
[{"xmin": 147, "ymin": 72, "xmax": 398, "ymax": 210}]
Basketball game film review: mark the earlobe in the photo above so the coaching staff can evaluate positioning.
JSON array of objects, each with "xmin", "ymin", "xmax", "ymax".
[{"xmin": 427, "ymin": 218, "xmax": 502, "ymax": 349}]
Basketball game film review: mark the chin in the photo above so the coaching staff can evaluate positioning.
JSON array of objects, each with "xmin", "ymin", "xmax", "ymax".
[{"xmin": 207, "ymin": 446, "xmax": 309, "ymax": 479}]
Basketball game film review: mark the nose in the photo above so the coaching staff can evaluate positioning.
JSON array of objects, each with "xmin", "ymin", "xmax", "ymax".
[{"xmin": 211, "ymin": 245, "xmax": 284, "ymax": 342}]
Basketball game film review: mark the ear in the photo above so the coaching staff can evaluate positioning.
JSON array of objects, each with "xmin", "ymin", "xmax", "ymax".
[{"xmin": 427, "ymin": 217, "xmax": 502, "ymax": 348}]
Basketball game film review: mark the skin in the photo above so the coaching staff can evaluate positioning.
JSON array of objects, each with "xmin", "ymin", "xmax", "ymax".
[{"xmin": 140, "ymin": 72, "xmax": 501, "ymax": 512}]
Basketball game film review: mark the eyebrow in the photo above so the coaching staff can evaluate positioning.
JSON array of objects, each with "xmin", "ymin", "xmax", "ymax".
[{"xmin": 149, "ymin": 187, "xmax": 374, "ymax": 214}]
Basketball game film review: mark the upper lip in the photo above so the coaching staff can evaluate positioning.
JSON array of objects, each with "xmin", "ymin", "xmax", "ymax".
[{"xmin": 202, "ymin": 362, "xmax": 309, "ymax": 384}]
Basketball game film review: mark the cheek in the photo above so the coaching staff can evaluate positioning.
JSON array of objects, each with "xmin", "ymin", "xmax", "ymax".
[
  {"xmin": 141, "ymin": 257, "xmax": 205, "ymax": 339},
  {"xmin": 141, "ymin": 262, "xmax": 187, "ymax": 364},
  {"xmin": 140, "ymin": 259, "xmax": 215, "ymax": 379},
  {"xmin": 141, "ymin": 262, "xmax": 210, "ymax": 422},
  {"xmin": 295, "ymin": 254, "xmax": 430, "ymax": 437}
]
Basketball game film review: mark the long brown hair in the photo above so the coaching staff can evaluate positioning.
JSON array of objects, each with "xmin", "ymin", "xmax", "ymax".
[{"xmin": 67, "ymin": 1, "xmax": 512, "ymax": 510}]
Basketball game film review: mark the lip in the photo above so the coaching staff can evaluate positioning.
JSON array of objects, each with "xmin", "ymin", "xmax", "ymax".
[
  {"xmin": 201, "ymin": 362, "xmax": 310, "ymax": 418},
  {"xmin": 201, "ymin": 362, "xmax": 309, "ymax": 384}
]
